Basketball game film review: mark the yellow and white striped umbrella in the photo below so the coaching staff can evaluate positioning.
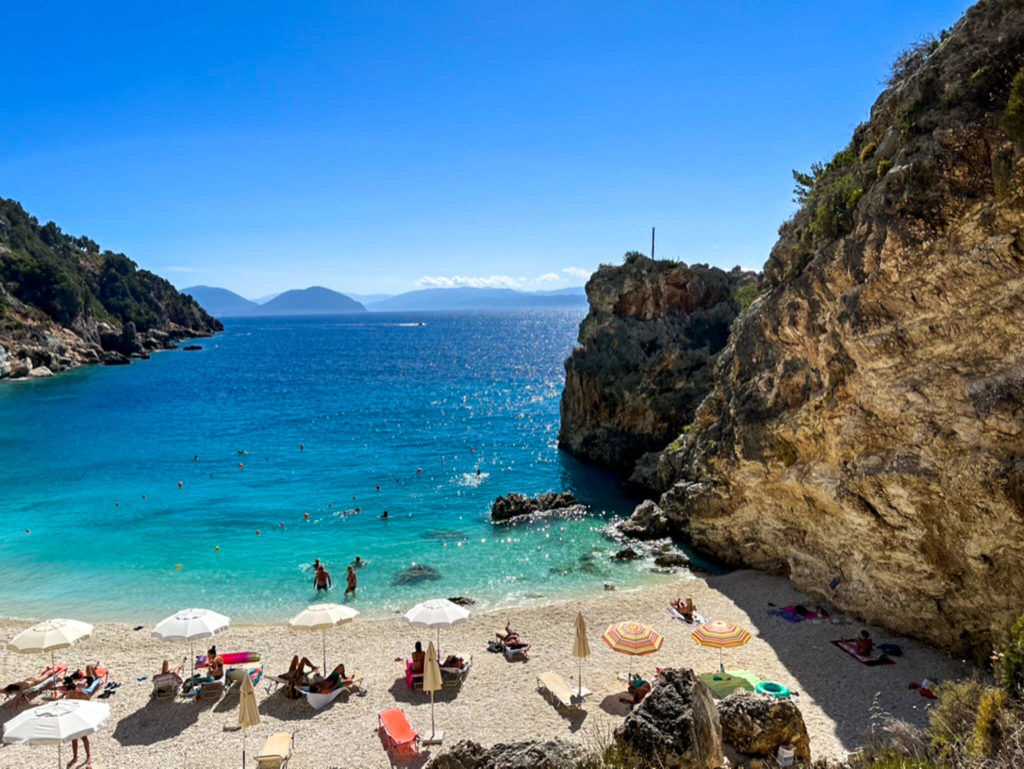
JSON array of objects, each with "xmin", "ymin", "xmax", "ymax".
[{"xmin": 691, "ymin": 620, "xmax": 752, "ymax": 671}]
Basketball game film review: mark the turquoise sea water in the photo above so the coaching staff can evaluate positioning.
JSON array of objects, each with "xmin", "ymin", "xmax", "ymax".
[{"xmin": 0, "ymin": 311, "xmax": 677, "ymax": 623}]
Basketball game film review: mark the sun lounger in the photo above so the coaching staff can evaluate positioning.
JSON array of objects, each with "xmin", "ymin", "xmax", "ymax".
[
  {"xmin": 184, "ymin": 675, "xmax": 225, "ymax": 701},
  {"xmin": 300, "ymin": 673, "xmax": 362, "ymax": 710},
  {"xmin": 495, "ymin": 630, "xmax": 531, "ymax": 660},
  {"xmin": 379, "ymin": 708, "xmax": 420, "ymax": 757},
  {"xmin": 3, "ymin": 665, "xmax": 67, "ymax": 704},
  {"xmin": 226, "ymin": 662, "xmax": 263, "ymax": 688},
  {"xmin": 440, "ymin": 655, "xmax": 472, "ymax": 690},
  {"xmin": 537, "ymin": 671, "xmax": 590, "ymax": 711},
  {"xmin": 255, "ymin": 731, "xmax": 293, "ymax": 769},
  {"xmin": 152, "ymin": 672, "xmax": 183, "ymax": 701}
]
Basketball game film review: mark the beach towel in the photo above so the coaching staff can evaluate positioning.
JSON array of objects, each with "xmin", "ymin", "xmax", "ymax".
[
  {"xmin": 832, "ymin": 639, "xmax": 895, "ymax": 666},
  {"xmin": 768, "ymin": 605, "xmax": 820, "ymax": 623},
  {"xmin": 668, "ymin": 607, "xmax": 707, "ymax": 626},
  {"xmin": 699, "ymin": 670, "xmax": 761, "ymax": 698}
]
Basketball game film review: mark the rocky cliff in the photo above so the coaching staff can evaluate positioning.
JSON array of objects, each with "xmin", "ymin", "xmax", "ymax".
[
  {"xmin": 0, "ymin": 198, "xmax": 222, "ymax": 379},
  {"xmin": 566, "ymin": 0, "xmax": 1024, "ymax": 653},
  {"xmin": 559, "ymin": 253, "xmax": 755, "ymax": 475}
]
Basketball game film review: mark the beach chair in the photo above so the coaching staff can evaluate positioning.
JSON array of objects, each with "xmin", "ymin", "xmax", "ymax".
[
  {"xmin": 255, "ymin": 731, "xmax": 293, "ymax": 769},
  {"xmin": 195, "ymin": 676, "xmax": 225, "ymax": 702},
  {"xmin": 300, "ymin": 673, "xmax": 362, "ymax": 710},
  {"xmin": 152, "ymin": 672, "xmax": 183, "ymax": 701},
  {"xmin": 379, "ymin": 708, "xmax": 420, "ymax": 757},
  {"xmin": 2, "ymin": 665, "xmax": 66, "ymax": 705},
  {"xmin": 226, "ymin": 662, "xmax": 263, "ymax": 689},
  {"xmin": 496, "ymin": 630, "xmax": 530, "ymax": 660},
  {"xmin": 405, "ymin": 659, "xmax": 423, "ymax": 690},
  {"xmin": 537, "ymin": 671, "xmax": 590, "ymax": 711},
  {"xmin": 537, "ymin": 671, "xmax": 591, "ymax": 711},
  {"xmin": 440, "ymin": 655, "xmax": 472, "ymax": 690}
]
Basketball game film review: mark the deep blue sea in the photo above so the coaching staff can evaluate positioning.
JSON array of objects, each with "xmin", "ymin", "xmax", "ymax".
[{"xmin": 0, "ymin": 311, "xmax": 677, "ymax": 623}]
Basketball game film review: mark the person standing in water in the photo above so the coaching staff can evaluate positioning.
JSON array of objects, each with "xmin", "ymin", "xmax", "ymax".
[
  {"xmin": 345, "ymin": 565, "xmax": 357, "ymax": 597},
  {"xmin": 314, "ymin": 564, "xmax": 332, "ymax": 592}
]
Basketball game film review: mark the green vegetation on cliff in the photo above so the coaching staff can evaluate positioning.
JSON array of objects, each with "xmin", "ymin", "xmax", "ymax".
[{"xmin": 0, "ymin": 197, "xmax": 220, "ymax": 333}]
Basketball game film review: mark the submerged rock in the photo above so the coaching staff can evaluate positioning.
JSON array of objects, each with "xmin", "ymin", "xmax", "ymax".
[
  {"xmin": 717, "ymin": 691, "xmax": 810, "ymax": 763},
  {"xmin": 614, "ymin": 667, "xmax": 722, "ymax": 768},
  {"xmin": 613, "ymin": 546, "xmax": 640, "ymax": 561},
  {"xmin": 392, "ymin": 564, "xmax": 441, "ymax": 586},
  {"xmin": 447, "ymin": 596, "xmax": 475, "ymax": 606}
]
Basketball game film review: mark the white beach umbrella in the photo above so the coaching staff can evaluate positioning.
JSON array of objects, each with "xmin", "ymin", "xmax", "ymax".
[
  {"xmin": 403, "ymin": 599, "xmax": 470, "ymax": 660},
  {"xmin": 2, "ymin": 700, "xmax": 110, "ymax": 769},
  {"xmin": 422, "ymin": 641, "xmax": 444, "ymax": 746},
  {"xmin": 289, "ymin": 603, "xmax": 360, "ymax": 671},
  {"xmin": 7, "ymin": 618, "xmax": 93, "ymax": 669},
  {"xmin": 152, "ymin": 608, "xmax": 230, "ymax": 675}
]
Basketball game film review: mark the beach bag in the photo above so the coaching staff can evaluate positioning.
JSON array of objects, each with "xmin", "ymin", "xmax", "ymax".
[{"xmin": 878, "ymin": 643, "xmax": 903, "ymax": 657}]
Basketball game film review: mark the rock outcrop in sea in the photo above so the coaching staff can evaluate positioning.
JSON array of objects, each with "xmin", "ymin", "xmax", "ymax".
[
  {"xmin": 490, "ymin": 491, "xmax": 587, "ymax": 523},
  {"xmin": 559, "ymin": 0, "xmax": 1024, "ymax": 653},
  {"xmin": 559, "ymin": 254, "xmax": 755, "ymax": 475},
  {"xmin": 0, "ymin": 198, "xmax": 222, "ymax": 379}
]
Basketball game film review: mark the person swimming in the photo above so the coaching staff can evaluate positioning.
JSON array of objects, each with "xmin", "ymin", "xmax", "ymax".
[
  {"xmin": 353, "ymin": 556, "xmax": 364, "ymax": 569},
  {"xmin": 380, "ymin": 510, "xmax": 389, "ymax": 519},
  {"xmin": 344, "ymin": 565, "xmax": 357, "ymax": 597}
]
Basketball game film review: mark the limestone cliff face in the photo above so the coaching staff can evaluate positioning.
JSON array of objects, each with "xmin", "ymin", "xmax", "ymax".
[
  {"xmin": 656, "ymin": 0, "xmax": 1024, "ymax": 653},
  {"xmin": 558, "ymin": 254, "xmax": 754, "ymax": 474}
]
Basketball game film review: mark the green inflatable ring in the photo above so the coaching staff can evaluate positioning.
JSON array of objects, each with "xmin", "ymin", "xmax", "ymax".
[{"xmin": 755, "ymin": 681, "xmax": 790, "ymax": 698}]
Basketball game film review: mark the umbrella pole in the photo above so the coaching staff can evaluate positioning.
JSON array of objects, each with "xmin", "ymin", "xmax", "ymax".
[
  {"xmin": 430, "ymin": 690, "xmax": 436, "ymax": 738},
  {"xmin": 436, "ymin": 627, "xmax": 441, "ymax": 662},
  {"xmin": 719, "ymin": 647, "xmax": 724, "ymax": 673},
  {"xmin": 578, "ymin": 657, "xmax": 582, "ymax": 698},
  {"xmin": 191, "ymin": 641, "xmax": 195, "ymax": 677},
  {"xmin": 57, "ymin": 743, "xmax": 61, "ymax": 769},
  {"xmin": 242, "ymin": 730, "xmax": 246, "ymax": 769},
  {"xmin": 322, "ymin": 629, "xmax": 327, "ymax": 673}
]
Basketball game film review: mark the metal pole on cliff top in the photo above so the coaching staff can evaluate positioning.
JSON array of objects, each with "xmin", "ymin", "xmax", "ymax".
[{"xmin": 651, "ymin": 227, "xmax": 655, "ymax": 259}]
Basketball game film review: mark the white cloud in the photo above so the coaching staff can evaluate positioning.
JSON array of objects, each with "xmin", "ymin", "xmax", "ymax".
[
  {"xmin": 534, "ymin": 272, "xmax": 561, "ymax": 283},
  {"xmin": 416, "ymin": 275, "xmax": 526, "ymax": 289},
  {"xmin": 561, "ymin": 266, "xmax": 590, "ymax": 279}
]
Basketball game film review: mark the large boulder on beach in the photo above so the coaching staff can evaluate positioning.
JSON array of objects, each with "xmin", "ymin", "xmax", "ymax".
[
  {"xmin": 429, "ymin": 739, "xmax": 584, "ymax": 769},
  {"xmin": 490, "ymin": 491, "xmax": 586, "ymax": 522},
  {"xmin": 717, "ymin": 691, "xmax": 810, "ymax": 762},
  {"xmin": 614, "ymin": 667, "xmax": 722, "ymax": 768}
]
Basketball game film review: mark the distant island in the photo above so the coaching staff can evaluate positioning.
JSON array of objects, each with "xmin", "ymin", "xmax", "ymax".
[
  {"xmin": 0, "ymin": 198, "xmax": 221, "ymax": 380},
  {"xmin": 183, "ymin": 284, "xmax": 587, "ymax": 317}
]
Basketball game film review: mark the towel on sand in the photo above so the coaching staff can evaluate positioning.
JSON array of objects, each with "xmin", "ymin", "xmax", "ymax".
[
  {"xmin": 832, "ymin": 639, "xmax": 895, "ymax": 666},
  {"xmin": 699, "ymin": 670, "xmax": 761, "ymax": 698}
]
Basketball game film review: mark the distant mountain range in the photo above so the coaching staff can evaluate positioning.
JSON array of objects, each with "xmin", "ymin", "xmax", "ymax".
[
  {"xmin": 183, "ymin": 284, "xmax": 587, "ymax": 317},
  {"xmin": 183, "ymin": 286, "xmax": 365, "ymax": 317}
]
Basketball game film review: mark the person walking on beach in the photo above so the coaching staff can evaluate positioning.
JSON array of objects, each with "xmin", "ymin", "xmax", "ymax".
[
  {"xmin": 314, "ymin": 564, "xmax": 332, "ymax": 592},
  {"xmin": 68, "ymin": 735, "xmax": 91, "ymax": 768},
  {"xmin": 345, "ymin": 565, "xmax": 357, "ymax": 597}
]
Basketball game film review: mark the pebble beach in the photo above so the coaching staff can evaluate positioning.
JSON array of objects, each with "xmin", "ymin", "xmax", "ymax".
[{"xmin": 0, "ymin": 570, "xmax": 972, "ymax": 768}]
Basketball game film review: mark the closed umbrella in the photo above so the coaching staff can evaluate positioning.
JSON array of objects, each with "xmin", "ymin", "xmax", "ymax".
[
  {"xmin": 152, "ymin": 608, "xmax": 230, "ymax": 676},
  {"xmin": 691, "ymin": 620, "xmax": 752, "ymax": 672},
  {"xmin": 602, "ymin": 621, "xmax": 663, "ymax": 680},
  {"xmin": 289, "ymin": 603, "xmax": 359, "ymax": 671},
  {"xmin": 422, "ymin": 641, "xmax": 444, "ymax": 746},
  {"xmin": 404, "ymin": 599, "xmax": 470, "ymax": 661},
  {"xmin": 7, "ymin": 618, "xmax": 93, "ymax": 670},
  {"xmin": 2, "ymin": 700, "xmax": 110, "ymax": 769},
  {"xmin": 572, "ymin": 612, "xmax": 591, "ymax": 698},
  {"xmin": 238, "ymin": 670, "xmax": 260, "ymax": 769}
]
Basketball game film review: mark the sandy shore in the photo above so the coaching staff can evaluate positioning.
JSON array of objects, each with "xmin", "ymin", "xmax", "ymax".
[{"xmin": 0, "ymin": 570, "xmax": 972, "ymax": 769}]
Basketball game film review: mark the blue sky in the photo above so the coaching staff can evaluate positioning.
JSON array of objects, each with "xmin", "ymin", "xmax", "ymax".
[{"xmin": 1, "ymin": 1, "xmax": 972, "ymax": 297}]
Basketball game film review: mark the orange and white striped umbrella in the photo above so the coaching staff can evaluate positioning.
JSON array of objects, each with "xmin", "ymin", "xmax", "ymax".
[
  {"xmin": 602, "ymin": 621, "xmax": 663, "ymax": 656},
  {"xmin": 691, "ymin": 620, "xmax": 752, "ymax": 671}
]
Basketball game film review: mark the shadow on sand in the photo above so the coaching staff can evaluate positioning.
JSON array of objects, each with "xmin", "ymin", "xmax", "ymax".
[{"xmin": 113, "ymin": 700, "xmax": 200, "ymax": 745}]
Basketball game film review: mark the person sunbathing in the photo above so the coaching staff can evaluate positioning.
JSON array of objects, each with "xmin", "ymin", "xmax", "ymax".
[
  {"xmin": 161, "ymin": 657, "xmax": 186, "ymax": 677},
  {"xmin": 442, "ymin": 654, "xmax": 465, "ymax": 669},
  {"xmin": 3, "ymin": 665, "xmax": 61, "ymax": 695},
  {"xmin": 500, "ymin": 624, "xmax": 528, "ymax": 648},
  {"xmin": 411, "ymin": 642, "xmax": 425, "ymax": 674},
  {"xmin": 309, "ymin": 664, "xmax": 352, "ymax": 693},
  {"xmin": 671, "ymin": 597, "xmax": 696, "ymax": 622},
  {"xmin": 620, "ymin": 674, "xmax": 651, "ymax": 706},
  {"xmin": 286, "ymin": 655, "xmax": 317, "ymax": 681},
  {"xmin": 855, "ymin": 629, "xmax": 874, "ymax": 657}
]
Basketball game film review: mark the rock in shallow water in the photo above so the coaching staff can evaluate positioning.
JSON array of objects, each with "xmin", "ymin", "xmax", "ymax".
[
  {"xmin": 490, "ymin": 491, "xmax": 586, "ymax": 523},
  {"xmin": 392, "ymin": 564, "xmax": 441, "ymax": 586}
]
